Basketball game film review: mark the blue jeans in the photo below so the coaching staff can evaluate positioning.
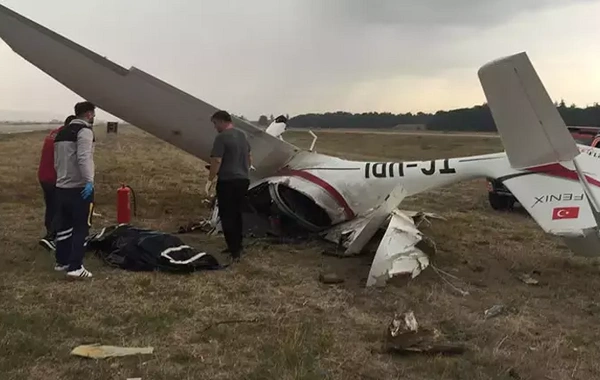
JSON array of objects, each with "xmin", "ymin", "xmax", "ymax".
[{"xmin": 54, "ymin": 187, "xmax": 94, "ymax": 271}]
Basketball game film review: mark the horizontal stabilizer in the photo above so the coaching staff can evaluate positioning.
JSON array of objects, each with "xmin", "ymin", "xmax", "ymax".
[{"xmin": 478, "ymin": 52, "xmax": 579, "ymax": 169}]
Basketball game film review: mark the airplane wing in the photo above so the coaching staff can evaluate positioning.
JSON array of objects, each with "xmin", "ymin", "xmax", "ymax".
[{"xmin": 0, "ymin": 4, "xmax": 300, "ymax": 178}]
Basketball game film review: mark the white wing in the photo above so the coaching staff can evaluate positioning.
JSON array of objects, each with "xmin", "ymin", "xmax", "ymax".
[{"xmin": 0, "ymin": 4, "xmax": 300, "ymax": 178}]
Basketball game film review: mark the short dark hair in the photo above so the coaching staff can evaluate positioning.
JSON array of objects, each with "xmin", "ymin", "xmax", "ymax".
[
  {"xmin": 74, "ymin": 101, "xmax": 95, "ymax": 117},
  {"xmin": 211, "ymin": 110, "xmax": 232, "ymax": 123},
  {"xmin": 64, "ymin": 115, "xmax": 76, "ymax": 126},
  {"xmin": 275, "ymin": 115, "xmax": 288, "ymax": 123}
]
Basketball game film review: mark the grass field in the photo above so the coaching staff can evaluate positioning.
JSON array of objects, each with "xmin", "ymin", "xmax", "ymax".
[{"xmin": 2, "ymin": 126, "xmax": 599, "ymax": 380}]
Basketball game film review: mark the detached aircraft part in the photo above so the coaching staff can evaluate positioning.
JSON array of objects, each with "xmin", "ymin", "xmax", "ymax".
[{"xmin": 367, "ymin": 210, "xmax": 432, "ymax": 287}]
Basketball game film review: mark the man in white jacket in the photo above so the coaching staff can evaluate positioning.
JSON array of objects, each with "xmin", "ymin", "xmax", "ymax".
[{"xmin": 53, "ymin": 101, "xmax": 96, "ymax": 279}]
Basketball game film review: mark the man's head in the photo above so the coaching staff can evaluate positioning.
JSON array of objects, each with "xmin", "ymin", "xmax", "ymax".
[
  {"xmin": 64, "ymin": 115, "xmax": 76, "ymax": 126},
  {"xmin": 74, "ymin": 101, "xmax": 96, "ymax": 124},
  {"xmin": 210, "ymin": 110, "xmax": 233, "ymax": 133}
]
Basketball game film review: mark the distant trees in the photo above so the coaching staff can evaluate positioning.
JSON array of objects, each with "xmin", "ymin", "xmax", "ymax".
[
  {"xmin": 288, "ymin": 111, "xmax": 431, "ymax": 129},
  {"xmin": 286, "ymin": 102, "xmax": 600, "ymax": 131}
]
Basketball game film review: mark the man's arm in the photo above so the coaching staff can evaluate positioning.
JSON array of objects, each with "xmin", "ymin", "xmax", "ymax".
[
  {"xmin": 76, "ymin": 128, "xmax": 94, "ymax": 184},
  {"xmin": 208, "ymin": 157, "xmax": 221, "ymax": 182},
  {"xmin": 208, "ymin": 135, "xmax": 224, "ymax": 182},
  {"xmin": 247, "ymin": 140, "xmax": 254, "ymax": 169}
]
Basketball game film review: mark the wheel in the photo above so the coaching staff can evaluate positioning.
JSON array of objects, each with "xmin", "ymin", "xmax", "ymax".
[{"xmin": 488, "ymin": 192, "xmax": 514, "ymax": 210}]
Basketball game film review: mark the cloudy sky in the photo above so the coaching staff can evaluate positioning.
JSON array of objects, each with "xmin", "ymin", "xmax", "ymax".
[{"xmin": 0, "ymin": 0, "xmax": 599, "ymax": 121}]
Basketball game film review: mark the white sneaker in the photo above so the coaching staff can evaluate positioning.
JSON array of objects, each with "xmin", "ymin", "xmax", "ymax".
[
  {"xmin": 66, "ymin": 266, "xmax": 93, "ymax": 279},
  {"xmin": 54, "ymin": 264, "xmax": 69, "ymax": 272}
]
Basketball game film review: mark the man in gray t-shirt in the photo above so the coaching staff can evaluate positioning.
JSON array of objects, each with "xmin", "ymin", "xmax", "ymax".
[{"xmin": 207, "ymin": 110, "xmax": 252, "ymax": 260}]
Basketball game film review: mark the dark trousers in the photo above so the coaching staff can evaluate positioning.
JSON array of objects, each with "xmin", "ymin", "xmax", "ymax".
[
  {"xmin": 55, "ymin": 187, "xmax": 94, "ymax": 271},
  {"xmin": 216, "ymin": 178, "xmax": 249, "ymax": 255},
  {"xmin": 40, "ymin": 181, "xmax": 57, "ymax": 238}
]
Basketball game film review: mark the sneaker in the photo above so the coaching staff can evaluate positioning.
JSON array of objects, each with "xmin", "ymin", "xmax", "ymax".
[
  {"xmin": 54, "ymin": 264, "xmax": 69, "ymax": 271},
  {"xmin": 39, "ymin": 238, "xmax": 56, "ymax": 252},
  {"xmin": 66, "ymin": 266, "xmax": 93, "ymax": 279}
]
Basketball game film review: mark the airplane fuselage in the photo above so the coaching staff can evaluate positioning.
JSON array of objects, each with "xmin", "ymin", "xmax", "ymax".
[{"xmin": 257, "ymin": 143, "xmax": 600, "ymax": 230}]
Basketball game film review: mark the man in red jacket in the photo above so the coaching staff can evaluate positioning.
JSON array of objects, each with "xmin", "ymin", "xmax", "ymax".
[{"xmin": 38, "ymin": 115, "xmax": 75, "ymax": 251}]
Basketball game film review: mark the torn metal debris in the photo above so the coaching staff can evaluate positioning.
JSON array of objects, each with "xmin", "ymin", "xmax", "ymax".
[
  {"xmin": 517, "ymin": 273, "xmax": 540, "ymax": 285},
  {"xmin": 202, "ymin": 188, "xmax": 442, "ymax": 287},
  {"xmin": 367, "ymin": 210, "xmax": 432, "ymax": 287},
  {"xmin": 384, "ymin": 311, "xmax": 467, "ymax": 356},
  {"xmin": 484, "ymin": 305, "xmax": 506, "ymax": 319}
]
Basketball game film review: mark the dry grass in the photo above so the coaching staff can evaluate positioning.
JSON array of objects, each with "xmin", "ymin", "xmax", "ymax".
[{"xmin": 2, "ymin": 126, "xmax": 600, "ymax": 380}]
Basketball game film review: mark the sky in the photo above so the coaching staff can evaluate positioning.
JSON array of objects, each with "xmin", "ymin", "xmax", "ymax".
[{"xmin": 0, "ymin": 0, "xmax": 599, "ymax": 121}]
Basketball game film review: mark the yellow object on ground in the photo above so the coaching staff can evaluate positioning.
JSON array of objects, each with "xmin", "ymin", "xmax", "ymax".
[{"xmin": 70, "ymin": 344, "xmax": 154, "ymax": 359}]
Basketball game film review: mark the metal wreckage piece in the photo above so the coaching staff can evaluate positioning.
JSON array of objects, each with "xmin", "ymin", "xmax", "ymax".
[{"xmin": 204, "ymin": 184, "xmax": 445, "ymax": 287}]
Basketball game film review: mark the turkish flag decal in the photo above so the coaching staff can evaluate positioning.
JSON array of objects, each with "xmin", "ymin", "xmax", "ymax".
[{"xmin": 552, "ymin": 206, "xmax": 580, "ymax": 220}]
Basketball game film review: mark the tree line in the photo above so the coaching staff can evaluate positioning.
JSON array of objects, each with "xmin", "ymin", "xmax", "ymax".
[{"xmin": 269, "ymin": 100, "xmax": 599, "ymax": 131}]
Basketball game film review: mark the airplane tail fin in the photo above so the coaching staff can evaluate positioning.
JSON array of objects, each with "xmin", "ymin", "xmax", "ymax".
[
  {"xmin": 478, "ymin": 52, "xmax": 580, "ymax": 169},
  {"xmin": 478, "ymin": 52, "xmax": 600, "ymax": 255}
]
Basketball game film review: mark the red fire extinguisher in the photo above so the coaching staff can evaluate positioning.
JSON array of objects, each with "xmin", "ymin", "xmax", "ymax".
[{"xmin": 117, "ymin": 184, "xmax": 136, "ymax": 224}]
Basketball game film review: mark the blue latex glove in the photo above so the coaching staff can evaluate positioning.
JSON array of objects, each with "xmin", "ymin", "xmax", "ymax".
[{"xmin": 81, "ymin": 182, "xmax": 94, "ymax": 199}]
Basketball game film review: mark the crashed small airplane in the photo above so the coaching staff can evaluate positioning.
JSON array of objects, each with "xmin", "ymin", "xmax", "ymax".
[{"xmin": 2, "ymin": 4, "xmax": 600, "ymax": 287}]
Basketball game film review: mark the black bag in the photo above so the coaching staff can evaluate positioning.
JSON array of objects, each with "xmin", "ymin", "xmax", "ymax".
[{"xmin": 86, "ymin": 224, "xmax": 222, "ymax": 273}]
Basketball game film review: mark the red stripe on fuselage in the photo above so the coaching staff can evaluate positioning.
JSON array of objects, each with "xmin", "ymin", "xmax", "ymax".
[
  {"xmin": 526, "ymin": 163, "xmax": 600, "ymax": 187},
  {"xmin": 277, "ymin": 168, "xmax": 356, "ymax": 219}
]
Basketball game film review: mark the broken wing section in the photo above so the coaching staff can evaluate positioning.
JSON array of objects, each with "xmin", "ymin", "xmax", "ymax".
[
  {"xmin": 323, "ymin": 184, "xmax": 408, "ymax": 254},
  {"xmin": 366, "ymin": 210, "xmax": 433, "ymax": 287},
  {"xmin": 0, "ymin": 4, "xmax": 299, "ymax": 177}
]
